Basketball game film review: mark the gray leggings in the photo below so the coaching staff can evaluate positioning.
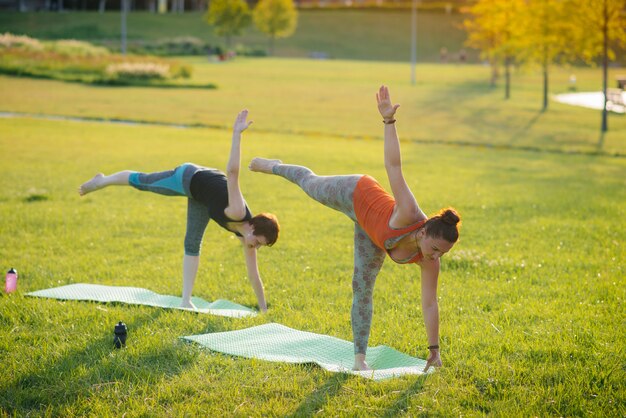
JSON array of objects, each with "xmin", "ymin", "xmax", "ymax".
[
  {"xmin": 128, "ymin": 163, "xmax": 210, "ymax": 256},
  {"xmin": 272, "ymin": 164, "xmax": 386, "ymax": 355}
]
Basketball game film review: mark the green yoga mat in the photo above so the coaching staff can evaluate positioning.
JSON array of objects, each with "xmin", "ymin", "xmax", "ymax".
[
  {"xmin": 26, "ymin": 284, "xmax": 257, "ymax": 318},
  {"xmin": 183, "ymin": 323, "xmax": 431, "ymax": 380}
]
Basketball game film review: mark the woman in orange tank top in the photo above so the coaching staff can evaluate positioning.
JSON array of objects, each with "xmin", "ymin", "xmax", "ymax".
[{"xmin": 250, "ymin": 86, "xmax": 461, "ymax": 373}]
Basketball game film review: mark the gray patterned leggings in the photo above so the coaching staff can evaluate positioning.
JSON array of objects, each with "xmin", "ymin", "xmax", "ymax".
[
  {"xmin": 272, "ymin": 164, "xmax": 387, "ymax": 354},
  {"xmin": 128, "ymin": 163, "xmax": 209, "ymax": 256}
]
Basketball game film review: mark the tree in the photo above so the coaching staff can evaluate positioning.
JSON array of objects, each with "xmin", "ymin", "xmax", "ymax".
[
  {"xmin": 253, "ymin": 0, "xmax": 298, "ymax": 56},
  {"xmin": 516, "ymin": 0, "xmax": 570, "ymax": 111},
  {"xmin": 463, "ymin": 0, "xmax": 526, "ymax": 99},
  {"xmin": 205, "ymin": 0, "xmax": 251, "ymax": 49},
  {"xmin": 567, "ymin": 0, "xmax": 626, "ymax": 134}
]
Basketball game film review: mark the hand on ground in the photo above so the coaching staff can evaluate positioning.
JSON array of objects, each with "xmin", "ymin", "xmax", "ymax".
[{"xmin": 423, "ymin": 350, "xmax": 442, "ymax": 373}]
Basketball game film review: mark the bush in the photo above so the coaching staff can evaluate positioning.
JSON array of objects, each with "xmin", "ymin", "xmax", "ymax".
[
  {"xmin": 0, "ymin": 33, "xmax": 204, "ymax": 88},
  {"xmin": 106, "ymin": 62, "xmax": 169, "ymax": 80},
  {"xmin": 44, "ymin": 39, "xmax": 109, "ymax": 57},
  {"xmin": 154, "ymin": 37, "xmax": 210, "ymax": 56},
  {"xmin": 102, "ymin": 37, "xmax": 222, "ymax": 57},
  {"xmin": 0, "ymin": 33, "xmax": 43, "ymax": 51},
  {"xmin": 234, "ymin": 44, "xmax": 267, "ymax": 57}
]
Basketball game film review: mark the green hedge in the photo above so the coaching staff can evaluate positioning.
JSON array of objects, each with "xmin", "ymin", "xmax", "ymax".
[{"xmin": 0, "ymin": 33, "xmax": 215, "ymax": 88}]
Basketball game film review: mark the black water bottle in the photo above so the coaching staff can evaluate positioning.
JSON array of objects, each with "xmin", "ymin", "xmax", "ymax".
[{"xmin": 114, "ymin": 321, "xmax": 127, "ymax": 348}]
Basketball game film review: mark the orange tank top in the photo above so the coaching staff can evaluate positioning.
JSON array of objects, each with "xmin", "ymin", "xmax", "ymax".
[{"xmin": 353, "ymin": 175, "xmax": 425, "ymax": 264}]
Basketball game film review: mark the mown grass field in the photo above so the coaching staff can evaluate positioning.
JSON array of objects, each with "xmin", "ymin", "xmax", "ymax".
[
  {"xmin": 1, "ymin": 56, "xmax": 625, "ymax": 416},
  {"xmin": 2, "ymin": 57, "xmax": 625, "ymax": 154}
]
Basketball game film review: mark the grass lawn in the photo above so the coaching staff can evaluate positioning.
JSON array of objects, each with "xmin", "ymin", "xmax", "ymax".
[
  {"xmin": 1, "ymin": 58, "xmax": 625, "ymax": 155},
  {"xmin": 0, "ymin": 57, "xmax": 625, "ymax": 416}
]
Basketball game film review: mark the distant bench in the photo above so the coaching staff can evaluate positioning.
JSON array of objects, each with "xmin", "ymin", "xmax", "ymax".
[{"xmin": 607, "ymin": 88, "xmax": 625, "ymax": 111}]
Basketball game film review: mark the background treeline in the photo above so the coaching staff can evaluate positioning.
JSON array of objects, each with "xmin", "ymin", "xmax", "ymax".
[
  {"xmin": 0, "ymin": 10, "xmax": 475, "ymax": 62},
  {"xmin": 1, "ymin": 0, "xmax": 471, "ymax": 13}
]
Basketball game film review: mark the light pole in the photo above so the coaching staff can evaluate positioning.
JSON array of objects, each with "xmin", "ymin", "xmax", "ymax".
[
  {"xmin": 411, "ymin": 0, "xmax": 418, "ymax": 85},
  {"xmin": 121, "ymin": 0, "xmax": 128, "ymax": 55}
]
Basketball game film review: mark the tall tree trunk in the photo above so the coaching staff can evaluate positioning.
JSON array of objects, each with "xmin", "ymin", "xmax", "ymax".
[
  {"xmin": 542, "ymin": 51, "xmax": 549, "ymax": 111},
  {"xmin": 490, "ymin": 58, "xmax": 498, "ymax": 87},
  {"xmin": 98, "ymin": 0, "xmax": 106, "ymax": 12},
  {"xmin": 504, "ymin": 55, "xmax": 511, "ymax": 100},
  {"xmin": 171, "ymin": 0, "xmax": 183, "ymax": 13},
  {"xmin": 601, "ymin": 0, "xmax": 608, "ymax": 133}
]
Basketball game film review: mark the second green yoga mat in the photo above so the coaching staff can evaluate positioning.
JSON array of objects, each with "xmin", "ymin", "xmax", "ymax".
[
  {"xmin": 26, "ymin": 283, "xmax": 257, "ymax": 318},
  {"xmin": 183, "ymin": 323, "xmax": 431, "ymax": 380}
]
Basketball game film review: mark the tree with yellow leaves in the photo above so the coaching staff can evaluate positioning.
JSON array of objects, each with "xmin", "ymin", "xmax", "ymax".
[
  {"xmin": 566, "ymin": 0, "xmax": 626, "ymax": 134},
  {"xmin": 205, "ymin": 0, "xmax": 251, "ymax": 50},
  {"xmin": 516, "ymin": 0, "xmax": 570, "ymax": 111},
  {"xmin": 253, "ymin": 0, "xmax": 298, "ymax": 56},
  {"xmin": 463, "ymin": 0, "xmax": 526, "ymax": 99}
]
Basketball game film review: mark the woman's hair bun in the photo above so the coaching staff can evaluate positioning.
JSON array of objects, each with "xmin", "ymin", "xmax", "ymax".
[
  {"xmin": 425, "ymin": 207, "xmax": 461, "ymax": 242},
  {"xmin": 441, "ymin": 208, "xmax": 460, "ymax": 226}
]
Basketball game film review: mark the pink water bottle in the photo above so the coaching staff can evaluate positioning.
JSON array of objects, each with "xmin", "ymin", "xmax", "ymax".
[{"xmin": 5, "ymin": 268, "xmax": 18, "ymax": 293}]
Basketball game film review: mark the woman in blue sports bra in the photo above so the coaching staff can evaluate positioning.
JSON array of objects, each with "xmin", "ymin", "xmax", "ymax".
[{"xmin": 79, "ymin": 110, "xmax": 279, "ymax": 312}]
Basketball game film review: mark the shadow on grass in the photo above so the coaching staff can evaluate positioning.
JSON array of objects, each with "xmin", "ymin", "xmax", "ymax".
[
  {"xmin": 381, "ymin": 374, "xmax": 429, "ymax": 417},
  {"xmin": 507, "ymin": 110, "xmax": 543, "ymax": 145},
  {"xmin": 422, "ymin": 81, "xmax": 497, "ymax": 114},
  {"xmin": 597, "ymin": 131, "xmax": 606, "ymax": 151},
  {"xmin": 287, "ymin": 370, "xmax": 352, "ymax": 417},
  {"xmin": 1, "ymin": 308, "xmax": 200, "ymax": 415}
]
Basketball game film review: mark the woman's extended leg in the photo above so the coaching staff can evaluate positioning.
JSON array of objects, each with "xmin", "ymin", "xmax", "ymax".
[
  {"xmin": 79, "ymin": 171, "xmax": 133, "ymax": 196},
  {"xmin": 79, "ymin": 163, "xmax": 201, "ymax": 197},
  {"xmin": 352, "ymin": 223, "xmax": 386, "ymax": 369},
  {"xmin": 250, "ymin": 158, "xmax": 360, "ymax": 221}
]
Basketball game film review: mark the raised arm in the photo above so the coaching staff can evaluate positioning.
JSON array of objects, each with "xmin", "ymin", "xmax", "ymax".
[
  {"xmin": 376, "ymin": 85, "xmax": 426, "ymax": 227},
  {"xmin": 225, "ymin": 109, "xmax": 253, "ymax": 220}
]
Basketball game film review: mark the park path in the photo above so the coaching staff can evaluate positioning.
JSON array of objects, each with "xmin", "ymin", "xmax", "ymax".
[{"xmin": 2, "ymin": 110, "xmax": 623, "ymax": 158}]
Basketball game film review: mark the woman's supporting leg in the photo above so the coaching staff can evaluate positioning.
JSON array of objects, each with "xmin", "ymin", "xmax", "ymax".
[
  {"xmin": 181, "ymin": 198, "xmax": 210, "ymax": 308},
  {"xmin": 352, "ymin": 223, "xmax": 386, "ymax": 369},
  {"xmin": 79, "ymin": 170, "xmax": 134, "ymax": 196},
  {"xmin": 182, "ymin": 254, "xmax": 200, "ymax": 309}
]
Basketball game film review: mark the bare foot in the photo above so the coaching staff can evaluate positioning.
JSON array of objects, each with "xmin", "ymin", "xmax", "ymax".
[
  {"xmin": 79, "ymin": 173, "xmax": 105, "ymax": 196},
  {"xmin": 353, "ymin": 357, "xmax": 371, "ymax": 371},
  {"xmin": 249, "ymin": 158, "xmax": 282, "ymax": 174},
  {"xmin": 180, "ymin": 300, "xmax": 197, "ymax": 310}
]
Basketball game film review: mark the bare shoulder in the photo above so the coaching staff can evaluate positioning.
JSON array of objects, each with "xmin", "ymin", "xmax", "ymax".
[{"xmin": 390, "ymin": 205, "xmax": 428, "ymax": 228}]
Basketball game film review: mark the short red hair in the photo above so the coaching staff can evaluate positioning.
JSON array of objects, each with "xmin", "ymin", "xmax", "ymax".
[{"xmin": 249, "ymin": 213, "xmax": 280, "ymax": 246}]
